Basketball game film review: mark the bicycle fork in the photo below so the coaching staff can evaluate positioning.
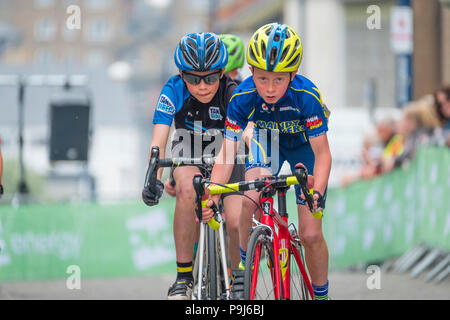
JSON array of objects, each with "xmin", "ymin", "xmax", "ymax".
[{"xmin": 196, "ymin": 217, "xmax": 230, "ymax": 300}]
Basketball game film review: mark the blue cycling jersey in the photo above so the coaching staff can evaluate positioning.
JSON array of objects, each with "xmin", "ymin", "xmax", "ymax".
[{"xmin": 224, "ymin": 74, "xmax": 329, "ymax": 149}]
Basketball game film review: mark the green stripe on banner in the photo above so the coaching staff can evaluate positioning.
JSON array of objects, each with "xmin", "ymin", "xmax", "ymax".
[
  {"xmin": 0, "ymin": 146, "xmax": 449, "ymax": 280},
  {"xmin": 0, "ymin": 201, "xmax": 177, "ymax": 281}
]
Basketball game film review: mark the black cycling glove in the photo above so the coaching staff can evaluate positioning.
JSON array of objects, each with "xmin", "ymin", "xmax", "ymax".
[
  {"xmin": 142, "ymin": 180, "xmax": 164, "ymax": 206},
  {"xmin": 313, "ymin": 190, "xmax": 325, "ymax": 212},
  {"xmin": 0, "ymin": 184, "xmax": 3, "ymax": 199}
]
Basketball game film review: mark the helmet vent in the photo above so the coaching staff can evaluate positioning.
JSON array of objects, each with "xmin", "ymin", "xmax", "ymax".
[
  {"xmin": 285, "ymin": 54, "xmax": 300, "ymax": 69},
  {"xmin": 280, "ymin": 45, "xmax": 290, "ymax": 61},
  {"xmin": 261, "ymin": 41, "xmax": 266, "ymax": 59},
  {"xmin": 285, "ymin": 29, "xmax": 291, "ymax": 38}
]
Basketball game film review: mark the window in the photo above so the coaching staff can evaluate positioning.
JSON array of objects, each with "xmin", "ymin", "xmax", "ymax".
[
  {"xmin": 34, "ymin": 0, "xmax": 55, "ymax": 8},
  {"xmin": 34, "ymin": 18, "xmax": 57, "ymax": 41},
  {"xmin": 84, "ymin": 19, "xmax": 111, "ymax": 43},
  {"xmin": 84, "ymin": 0, "xmax": 110, "ymax": 11}
]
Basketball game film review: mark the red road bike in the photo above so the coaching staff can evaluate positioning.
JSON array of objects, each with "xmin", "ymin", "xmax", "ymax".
[{"xmin": 204, "ymin": 163, "xmax": 321, "ymax": 300}]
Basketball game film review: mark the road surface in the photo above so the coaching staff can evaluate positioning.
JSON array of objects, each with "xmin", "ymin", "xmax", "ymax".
[{"xmin": 1, "ymin": 271, "xmax": 449, "ymax": 300}]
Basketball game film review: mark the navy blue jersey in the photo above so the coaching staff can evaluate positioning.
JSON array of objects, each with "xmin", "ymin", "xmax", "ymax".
[{"xmin": 224, "ymin": 74, "xmax": 330, "ymax": 149}]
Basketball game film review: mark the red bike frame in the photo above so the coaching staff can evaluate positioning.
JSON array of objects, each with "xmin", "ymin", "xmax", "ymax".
[{"xmin": 250, "ymin": 191, "xmax": 314, "ymax": 300}]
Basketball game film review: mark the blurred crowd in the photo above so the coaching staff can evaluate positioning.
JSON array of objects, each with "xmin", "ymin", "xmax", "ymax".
[{"xmin": 342, "ymin": 85, "xmax": 450, "ymax": 186}]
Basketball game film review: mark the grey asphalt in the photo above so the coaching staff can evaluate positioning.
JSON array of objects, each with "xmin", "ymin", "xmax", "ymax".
[{"xmin": 1, "ymin": 271, "xmax": 449, "ymax": 300}]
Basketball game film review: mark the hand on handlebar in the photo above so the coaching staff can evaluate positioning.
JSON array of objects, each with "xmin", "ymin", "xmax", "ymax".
[
  {"xmin": 164, "ymin": 179, "xmax": 176, "ymax": 197},
  {"xmin": 201, "ymin": 194, "xmax": 220, "ymax": 223},
  {"xmin": 142, "ymin": 180, "xmax": 164, "ymax": 206},
  {"xmin": 301, "ymin": 189, "xmax": 324, "ymax": 213}
]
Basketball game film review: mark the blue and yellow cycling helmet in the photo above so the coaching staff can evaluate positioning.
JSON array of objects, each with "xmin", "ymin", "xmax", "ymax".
[
  {"xmin": 247, "ymin": 23, "xmax": 302, "ymax": 72},
  {"xmin": 174, "ymin": 32, "xmax": 228, "ymax": 72}
]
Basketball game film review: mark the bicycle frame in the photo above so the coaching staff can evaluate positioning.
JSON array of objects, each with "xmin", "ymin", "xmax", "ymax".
[{"xmin": 252, "ymin": 188, "xmax": 314, "ymax": 300}]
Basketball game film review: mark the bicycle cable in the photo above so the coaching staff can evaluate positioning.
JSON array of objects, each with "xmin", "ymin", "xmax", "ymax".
[{"xmin": 205, "ymin": 180, "xmax": 263, "ymax": 214}]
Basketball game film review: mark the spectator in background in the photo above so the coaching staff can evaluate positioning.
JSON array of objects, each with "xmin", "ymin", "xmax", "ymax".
[
  {"xmin": 0, "ymin": 137, "xmax": 3, "ymax": 199},
  {"xmin": 378, "ymin": 116, "xmax": 403, "ymax": 173},
  {"xmin": 383, "ymin": 95, "xmax": 440, "ymax": 172},
  {"xmin": 342, "ymin": 91, "xmax": 445, "ymax": 186},
  {"xmin": 360, "ymin": 128, "xmax": 383, "ymax": 179},
  {"xmin": 341, "ymin": 127, "xmax": 382, "ymax": 186},
  {"xmin": 433, "ymin": 85, "xmax": 450, "ymax": 147}
]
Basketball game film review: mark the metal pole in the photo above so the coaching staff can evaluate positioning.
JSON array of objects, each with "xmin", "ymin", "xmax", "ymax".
[
  {"xmin": 17, "ymin": 78, "xmax": 29, "ymax": 195},
  {"xmin": 394, "ymin": 0, "xmax": 413, "ymax": 107}
]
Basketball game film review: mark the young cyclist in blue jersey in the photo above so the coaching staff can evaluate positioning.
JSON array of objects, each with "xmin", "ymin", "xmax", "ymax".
[
  {"xmin": 203, "ymin": 23, "xmax": 332, "ymax": 300},
  {"xmin": 219, "ymin": 34, "xmax": 245, "ymax": 85},
  {"xmin": 142, "ymin": 32, "xmax": 246, "ymax": 300}
]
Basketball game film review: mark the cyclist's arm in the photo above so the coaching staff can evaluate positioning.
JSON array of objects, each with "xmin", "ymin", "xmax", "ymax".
[
  {"xmin": 149, "ymin": 123, "xmax": 171, "ymax": 180},
  {"xmin": 309, "ymin": 133, "xmax": 332, "ymax": 196},
  {"xmin": 209, "ymin": 137, "xmax": 239, "ymax": 203},
  {"xmin": 242, "ymin": 121, "xmax": 254, "ymax": 148}
]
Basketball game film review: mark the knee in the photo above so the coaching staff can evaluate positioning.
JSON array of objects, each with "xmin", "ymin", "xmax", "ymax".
[
  {"xmin": 176, "ymin": 180, "xmax": 195, "ymax": 203},
  {"xmin": 299, "ymin": 230, "xmax": 324, "ymax": 248},
  {"xmin": 242, "ymin": 193, "xmax": 258, "ymax": 212}
]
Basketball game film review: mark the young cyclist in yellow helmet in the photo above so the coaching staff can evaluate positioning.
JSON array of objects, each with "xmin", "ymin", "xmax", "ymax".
[
  {"xmin": 219, "ymin": 34, "xmax": 245, "ymax": 84},
  {"xmin": 203, "ymin": 23, "xmax": 332, "ymax": 300}
]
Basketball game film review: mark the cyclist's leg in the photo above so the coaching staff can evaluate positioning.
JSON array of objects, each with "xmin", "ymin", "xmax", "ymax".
[
  {"xmin": 222, "ymin": 194, "xmax": 241, "ymax": 269},
  {"xmin": 285, "ymin": 143, "xmax": 329, "ymax": 299},
  {"xmin": 168, "ymin": 165, "xmax": 201, "ymax": 299},
  {"xmin": 172, "ymin": 165, "xmax": 202, "ymax": 263},
  {"xmin": 221, "ymin": 162, "xmax": 245, "ymax": 269}
]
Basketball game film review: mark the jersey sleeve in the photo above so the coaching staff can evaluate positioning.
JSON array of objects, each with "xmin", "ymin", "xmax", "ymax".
[
  {"xmin": 152, "ymin": 77, "xmax": 180, "ymax": 126},
  {"xmin": 300, "ymin": 86, "xmax": 329, "ymax": 139},
  {"xmin": 224, "ymin": 88, "xmax": 253, "ymax": 142}
]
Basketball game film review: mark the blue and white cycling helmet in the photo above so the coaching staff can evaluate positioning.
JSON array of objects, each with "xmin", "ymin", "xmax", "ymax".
[{"xmin": 174, "ymin": 32, "xmax": 228, "ymax": 72}]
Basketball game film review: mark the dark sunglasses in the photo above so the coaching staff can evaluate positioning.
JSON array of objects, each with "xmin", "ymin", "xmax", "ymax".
[{"xmin": 182, "ymin": 70, "xmax": 221, "ymax": 85}]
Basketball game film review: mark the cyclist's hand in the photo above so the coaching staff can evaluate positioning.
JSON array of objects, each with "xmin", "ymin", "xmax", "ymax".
[
  {"xmin": 164, "ymin": 179, "xmax": 176, "ymax": 197},
  {"xmin": 202, "ymin": 200, "xmax": 214, "ymax": 222},
  {"xmin": 201, "ymin": 195, "xmax": 219, "ymax": 222},
  {"xmin": 0, "ymin": 184, "xmax": 3, "ymax": 199},
  {"xmin": 142, "ymin": 180, "xmax": 164, "ymax": 206},
  {"xmin": 312, "ymin": 191, "xmax": 325, "ymax": 213}
]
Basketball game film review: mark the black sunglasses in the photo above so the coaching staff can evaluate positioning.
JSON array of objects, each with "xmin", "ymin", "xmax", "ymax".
[{"xmin": 182, "ymin": 70, "xmax": 221, "ymax": 85}]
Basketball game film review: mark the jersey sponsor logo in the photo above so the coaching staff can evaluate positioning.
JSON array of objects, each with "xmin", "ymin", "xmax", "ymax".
[
  {"xmin": 260, "ymin": 103, "xmax": 271, "ymax": 113},
  {"xmin": 254, "ymin": 119, "xmax": 305, "ymax": 134},
  {"xmin": 208, "ymin": 106, "xmax": 223, "ymax": 120},
  {"xmin": 225, "ymin": 118, "xmax": 241, "ymax": 133},
  {"xmin": 279, "ymin": 105, "xmax": 297, "ymax": 112},
  {"xmin": 305, "ymin": 116, "xmax": 323, "ymax": 130},
  {"xmin": 156, "ymin": 94, "xmax": 175, "ymax": 115}
]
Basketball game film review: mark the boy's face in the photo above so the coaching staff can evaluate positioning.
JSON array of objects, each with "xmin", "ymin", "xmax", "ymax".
[
  {"xmin": 251, "ymin": 67, "xmax": 293, "ymax": 104},
  {"xmin": 180, "ymin": 70, "xmax": 223, "ymax": 104}
]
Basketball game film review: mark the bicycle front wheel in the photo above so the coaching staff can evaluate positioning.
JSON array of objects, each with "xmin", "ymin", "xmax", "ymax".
[
  {"xmin": 289, "ymin": 241, "xmax": 313, "ymax": 300},
  {"xmin": 206, "ymin": 226, "xmax": 218, "ymax": 300},
  {"xmin": 243, "ymin": 226, "xmax": 280, "ymax": 300}
]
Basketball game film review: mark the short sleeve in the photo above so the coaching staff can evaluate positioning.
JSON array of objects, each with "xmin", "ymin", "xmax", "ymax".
[
  {"xmin": 224, "ymin": 89, "xmax": 253, "ymax": 142},
  {"xmin": 152, "ymin": 78, "xmax": 180, "ymax": 126},
  {"xmin": 301, "ymin": 87, "xmax": 329, "ymax": 138}
]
